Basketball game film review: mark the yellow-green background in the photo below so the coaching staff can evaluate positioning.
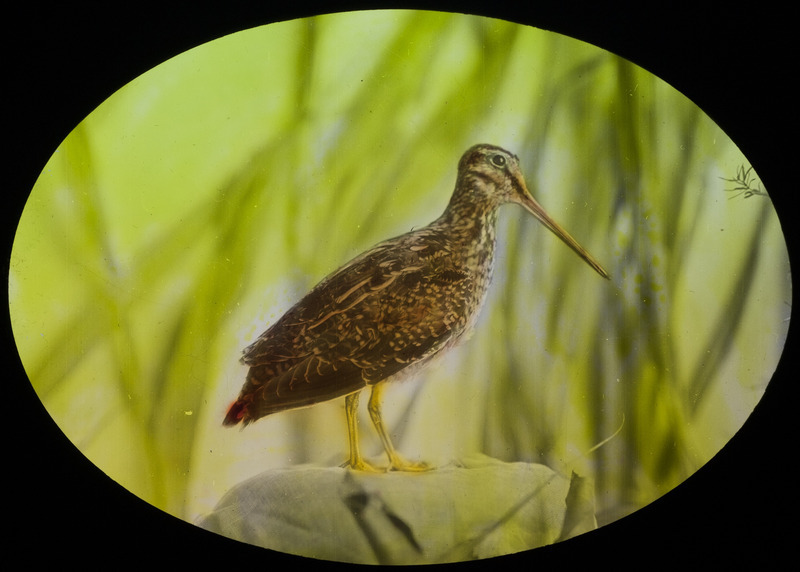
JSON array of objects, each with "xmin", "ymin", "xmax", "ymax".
[{"xmin": 9, "ymin": 10, "xmax": 790, "ymax": 533}]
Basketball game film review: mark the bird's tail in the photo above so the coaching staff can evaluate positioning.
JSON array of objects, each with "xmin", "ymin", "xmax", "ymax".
[{"xmin": 223, "ymin": 399, "xmax": 248, "ymax": 426}]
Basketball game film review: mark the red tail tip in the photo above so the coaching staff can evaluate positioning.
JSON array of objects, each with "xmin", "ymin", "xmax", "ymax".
[{"xmin": 223, "ymin": 400, "xmax": 247, "ymax": 426}]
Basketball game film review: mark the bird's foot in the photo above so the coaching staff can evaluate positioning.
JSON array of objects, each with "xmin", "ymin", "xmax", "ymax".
[
  {"xmin": 387, "ymin": 455, "xmax": 432, "ymax": 472},
  {"xmin": 341, "ymin": 458, "xmax": 385, "ymax": 473},
  {"xmin": 340, "ymin": 456, "xmax": 432, "ymax": 472}
]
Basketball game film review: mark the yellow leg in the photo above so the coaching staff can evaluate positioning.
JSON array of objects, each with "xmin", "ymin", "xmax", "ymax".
[
  {"xmin": 342, "ymin": 391, "xmax": 382, "ymax": 472},
  {"xmin": 367, "ymin": 382, "xmax": 430, "ymax": 472}
]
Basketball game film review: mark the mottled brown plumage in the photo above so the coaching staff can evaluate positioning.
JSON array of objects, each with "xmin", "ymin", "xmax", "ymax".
[{"xmin": 224, "ymin": 144, "xmax": 608, "ymax": 471}]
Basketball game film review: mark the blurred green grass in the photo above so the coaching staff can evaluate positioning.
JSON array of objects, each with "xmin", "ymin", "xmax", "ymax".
[{"xmin": 10, "ymin": 10, "xmax": 790, "ymax": 528}]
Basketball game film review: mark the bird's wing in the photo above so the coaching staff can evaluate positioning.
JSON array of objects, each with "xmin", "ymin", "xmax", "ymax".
[
  {"xmin": 228, "ymin": 354, "xmax": 367, "ymax": 422},
  {"xmin": 354, "ymin": 261, "xmax": 473, "ymax": 384},
  {"xmin": 239, "ymin": 241, "xmax": 397, "ymax": 367},
  {"xmin": 229, "ymin": 234, "xmax": 473, "ymax": 423}
]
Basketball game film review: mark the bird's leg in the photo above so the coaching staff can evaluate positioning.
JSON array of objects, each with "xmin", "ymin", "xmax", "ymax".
[
  {"xmin": 368, "ymin": 382, "xmax": 431, "ymax": 472},
  {"xmin": 342, "ymin": 391, "xmax": 382, "ymax": 472}
]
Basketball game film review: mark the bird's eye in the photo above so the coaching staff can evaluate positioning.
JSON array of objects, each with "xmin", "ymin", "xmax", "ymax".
[{"xmin": 490, "ymin": 154, "xmax": 506, "ymax": 168}]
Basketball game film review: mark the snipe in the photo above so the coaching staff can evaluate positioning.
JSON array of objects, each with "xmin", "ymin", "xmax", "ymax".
[{"xmin": 224, "ymin": 144, "xmax": 608, "ymax": 471}]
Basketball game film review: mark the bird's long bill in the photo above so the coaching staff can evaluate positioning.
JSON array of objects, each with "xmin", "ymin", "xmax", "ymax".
[{"xmin": 519, "ymin": 189, "xmax": 609, "ymax": 279}]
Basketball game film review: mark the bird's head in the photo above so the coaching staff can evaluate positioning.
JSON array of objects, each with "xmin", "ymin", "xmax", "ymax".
[{"xmin": 458, "ymin": 144, "xmax": 609, "ymax": 279}]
